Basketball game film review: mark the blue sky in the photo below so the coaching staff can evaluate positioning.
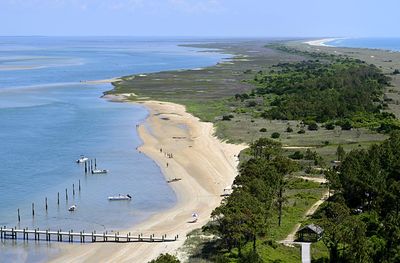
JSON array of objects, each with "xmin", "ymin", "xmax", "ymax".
[{"xmin": 1, "ymin": 0, "xmax": 399, "ymax": 37}]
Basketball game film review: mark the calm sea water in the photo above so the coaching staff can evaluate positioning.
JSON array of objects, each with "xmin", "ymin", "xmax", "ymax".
[
  {"xmin": 0, "ymin": 37, "xmax": 227, "ymax": 261},
  {"xmin": 326, "ymin": 38, "xmax": 400, "ymax": 51}
]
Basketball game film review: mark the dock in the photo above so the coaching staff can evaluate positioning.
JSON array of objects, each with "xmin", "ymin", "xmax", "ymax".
[{"xmin": 0, "ymin": 227, "xmax": 178, "ymax": 243}]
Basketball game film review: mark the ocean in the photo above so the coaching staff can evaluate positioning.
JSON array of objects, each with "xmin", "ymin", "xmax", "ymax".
[
  {"xmin": 326, "ymin": 38, "xmax": 400, "ymax": 52},
  {"xmin": 0, "ymin": 37, "xmax": 227, "ymax": 261}
]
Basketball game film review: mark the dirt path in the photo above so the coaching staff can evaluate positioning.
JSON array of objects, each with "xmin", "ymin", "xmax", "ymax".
[{"xmin": 280, "ymin": 176, "xmax": 328, "ymax": 244}]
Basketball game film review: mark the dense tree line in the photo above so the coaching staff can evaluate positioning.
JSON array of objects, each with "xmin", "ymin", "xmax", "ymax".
[
  {"xmin": 256, "ymin": 60, "xmax": 389, "ymax": 122},
  {"xmin": 316, "ymin": 131, "xmax": 400, "ymax": 262},
  {"xmin": 233, "ymin": 55, "xmax": 400, "ymax": 132}
]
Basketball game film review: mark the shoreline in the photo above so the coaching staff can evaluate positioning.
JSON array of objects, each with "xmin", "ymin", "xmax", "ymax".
[
  {"xmin": 50, "ymin": 100, "xmax": 246, "ymax": 262},
  {"xmin": 303, "ymin": 37, "xmax": 341, "ymax": 47}
]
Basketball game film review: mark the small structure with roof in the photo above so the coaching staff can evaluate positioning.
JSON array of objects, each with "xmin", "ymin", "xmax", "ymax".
[{"xmin": 296, "ymin": 224, "xmax": 324, "ymax": 242}]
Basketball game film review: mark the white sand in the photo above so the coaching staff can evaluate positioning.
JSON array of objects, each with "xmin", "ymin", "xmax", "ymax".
[
  {"xmin": 50, "ymin": 101, "xmax": 245, "ymax": 263},
  {"xmin": 81, "ymin": 78, "xmax": 122, "ymax": 84},
  {"xmin": 304, "ymin": 38, "xmax": 339, "ymax": 47}
]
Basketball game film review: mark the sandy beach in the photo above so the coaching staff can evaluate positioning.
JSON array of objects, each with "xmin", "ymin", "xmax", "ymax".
[
  {"xmin": 304, "ymin": 38, "xmax": 339, "ymax": 46},
  {"xmin": 81, "ymin": 77, "xmax": 122, "ymax": 84},
  {"xmin": 50, "ymin": 100, "xmax": 245, "ymax": 262}
]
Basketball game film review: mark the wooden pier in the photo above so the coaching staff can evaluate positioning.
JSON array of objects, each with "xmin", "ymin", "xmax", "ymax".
[{"xmin": 0, "ymin": 227, "xmax": 178, "ymax": 243}]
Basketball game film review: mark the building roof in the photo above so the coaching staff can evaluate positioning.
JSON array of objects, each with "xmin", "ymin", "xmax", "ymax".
[{"xmin": 298, "ymin": 224, "xmax": 324, "ymax": 235}]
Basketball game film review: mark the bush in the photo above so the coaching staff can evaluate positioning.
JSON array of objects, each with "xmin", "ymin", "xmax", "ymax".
[
  {"xmin": 308, "ymin": 122, "xmax": 319, "ymax": 131},
  {"xmin": 222, "ymin": 115, "xmax": 233, "ymax": 121},
  {"xmin": 341, "ymin": 120, "xmax": 353, "ymax": 130},
  {"xmin": 325, "ymin": 122, "xmax": 335, "ymax": 130},
  {"xmin": 298, "ymin": 129, "xmax": 306, "ymax": 134},
  {"xmin": 289, "ymin": 151, "xmax": 304, "ymax": 160},
  {"xmin": 271, "ymin": 132, "xmax": 280, "ymax": 139},
  {"xmin": 393, "ymin": 69, "xmax": 400, "ymax": 75},
  {"xmin": 149, "ymin": 253, "xmax": 180, "ymax": 263},
  {"xmin": 246, "ymin": 100, "xmax": 257, "ymax": 107},
  {"xmin": 286, "ymin": 127, "xmax": 293, "ymax": 133},
  {"xmin": 259, "ymin": 128, "xmax": 267, "ymax": 132}
]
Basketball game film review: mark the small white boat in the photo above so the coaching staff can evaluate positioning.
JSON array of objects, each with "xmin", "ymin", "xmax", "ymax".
[
  {"xmin": 68, "ymin": 205, "xmax": 77, "ymax": 211},
  {"xmin": 76, "ymin": 155, "xmax": 89, "ymax": 163},
  {"xmin": 91, "ymin": 169, "xmax": 108, "ymax": 174},
  {"xmin": 108, "ymin": 194, "xmax": 132, "ymax": 201}
]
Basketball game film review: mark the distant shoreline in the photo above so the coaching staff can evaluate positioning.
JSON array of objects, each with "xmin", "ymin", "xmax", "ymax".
[{"xmin": 303, "ymin": 37, "xmax": 341, "ymax": 47}]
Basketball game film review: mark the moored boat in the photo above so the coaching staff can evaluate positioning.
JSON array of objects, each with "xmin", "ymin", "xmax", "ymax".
[
  {"xmin": 91, "ymin": 169, "xmax": 108, "ymax": 174},
  {"xmin": 68, "ymin": 205, "xmax": 77, "ymax": 211},
  {"xmin": 76, "ymin": 155, "xmax": 89, "ymax": 163},
  {"xmin": 108, "ymin": 194, "xmax": 132, "ymax": 201}
]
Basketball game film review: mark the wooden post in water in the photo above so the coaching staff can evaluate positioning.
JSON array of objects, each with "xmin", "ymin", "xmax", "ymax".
[
  {"xmin": 17, "ymin": 209, "xmax": 20, "ymax": 222},
  {"xmin": 79, "ymin": 180, "xmax": 81, "ymax": 191},
  {"xmin": 95, "ymin": 158, "xmax": 97, "ymax": 169},
  {"xmin": 65, "ymin": 188, "xmax": 68, "ymax": 201},
  {"xmin": 84, "ymin": 162, "xmax": 87, "ymax": 174},
  {"xmin": 57, "ymin": 192, "xmax": 60, "ymax": 205},
  {"xmin": 32, "ymin": 203, "xmax": 35, "ymax": 217},
  {"xmin": 45, "ymin": 197, "xmax": 48, "ymax": 211},
  {"xmin": 73, "ymin": 184, "xmax": 75, "ymax": 196}
]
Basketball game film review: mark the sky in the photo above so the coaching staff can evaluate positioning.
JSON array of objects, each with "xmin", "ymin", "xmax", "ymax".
[{"xmin": 1, "ymin": 0, "xmax": 399, "ymax": 37}]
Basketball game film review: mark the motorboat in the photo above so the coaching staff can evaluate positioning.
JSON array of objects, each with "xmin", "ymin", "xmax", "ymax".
[
  {"xmin": 91, "ymin": 169, "xmax": 108, "ymax": 174},
  {"xmin": 76, "ymin": 155, "xmax": 89, "ymax": 163},
  {"xmin": 68, "ymin": 205, "xmax": 77, "ymax": 211},
  {"xmin": 108, "ymin": 194, "xmax": 132, "ymax": 201}
]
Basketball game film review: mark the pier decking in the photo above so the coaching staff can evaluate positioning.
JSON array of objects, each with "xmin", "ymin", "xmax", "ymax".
[{"xmin": 0, "ymin": 227, "xmax": 178, "ymax": 243}]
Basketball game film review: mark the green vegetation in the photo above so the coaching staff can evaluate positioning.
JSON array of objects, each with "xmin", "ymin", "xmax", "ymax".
[
  {"xmin": 149, "ymin": 254, "xmax": 180, "ymax": 263},
  {"xmin": 310, "ymin": 132, "xmax": 400, "ymax": 262},
  {"xmin": 241, "ymin": 59, "xmax": 396, "ymax": 131},
  {"xmin": 112, "ymin": 41, "xmax": 400, "ymax": 262},
  {"xmin": 183, "ymin": 138, "xmax": 327, "ymax": 262}
]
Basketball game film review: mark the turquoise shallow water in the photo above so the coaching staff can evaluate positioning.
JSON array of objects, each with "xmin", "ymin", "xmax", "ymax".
[
  {"xmin": 0, "ymin": 37, "xmax": 227, "ymax": 261},
  {"xmin": 326, "ymin": 38, "xmax": 400, "ymax": 52}
]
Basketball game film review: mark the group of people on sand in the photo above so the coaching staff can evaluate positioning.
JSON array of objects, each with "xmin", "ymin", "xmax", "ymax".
[{"xmin": 159, "ymin": 148, "xmax": 173, "ymax": 167}]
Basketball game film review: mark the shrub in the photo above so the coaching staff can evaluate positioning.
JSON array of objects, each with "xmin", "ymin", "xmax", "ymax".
[
  {"xmin": 341, "ymin": 120, "xmax": 353, "ymax": 130},
  {"xmin": 298, "ymin": 129, "xmax": 306, "ymax": 134},
  {"xmin": 259, "ymin": 128, "xmax": 267, "ymax": 132},
  {"xmin": 286, "ymin": 127, "xmax": 293, "ymax": 133},
  {"xmin": 246, "ymin": 100, "xmax": 257, "ymax": 107},
  {"xmin": 222, "ymin": 115, "xmax": 233, "ymax": 121},
  {"xmin": 149, "ymin": 253, "xmax": 180, "ymax": 263},
  {"xmin": 308, "ymin": 122, "xmax": 319, "ymax": 131},
  {"xmin": 271, "ymin": 132, "xmax": 280, "ymax": 139},
  {"xmin": 393, "ymin": 69, "xmax": 400, "ymax": 75},
  {"xmin": 325, "ymin": 122, "xmax": 335, "ymax": 130},
  {"xmin": 289, "ymin": 151, "xmax": 304, "ymax": 160}
]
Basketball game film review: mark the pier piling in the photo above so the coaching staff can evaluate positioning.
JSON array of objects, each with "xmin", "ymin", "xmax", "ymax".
[
  {"xmin": 17, "ymin": 209, "xmax": 20, "ymax": 222},
  {"xmin": 65, "ymin": 188, "xmax": 68, "ymax": 201},
  {"xmin": 45, "ymin": 197, "xmax": 48, "ymax": 211},
  {"xmin": 57, "ymin": 192, "xmax": 60, "ymax": 205},
  {"xmin": 79, "ymin": 180, "xmax": 81, "ymax": 191},
  {"xmin": 32, "ymin": 203, "xmax": 35, "ymax": 217},
  {"xmin": 73, "ymin": 184, "xmax": 75, "ymax": 196}
]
